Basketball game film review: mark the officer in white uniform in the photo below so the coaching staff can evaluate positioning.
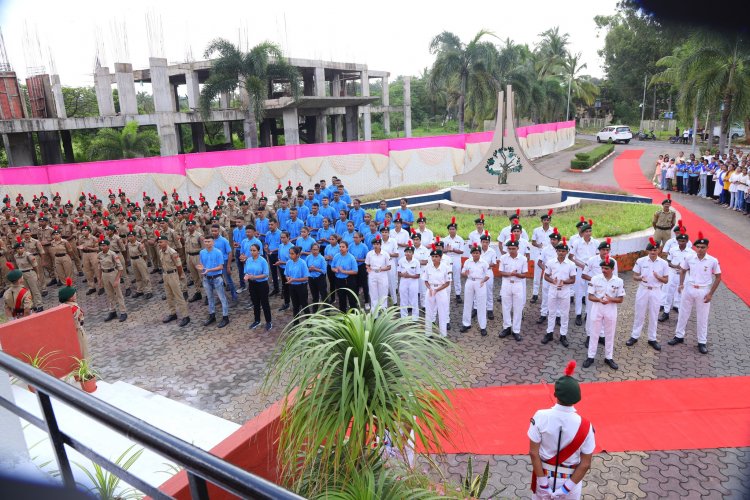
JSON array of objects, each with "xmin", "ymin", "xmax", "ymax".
[
  {"xmin": 389, "ymin": 215, "xmax": 411, "ymax": 260},
  {"xmin": 478, "ymin": 232, "xmax": 498, "ymax": 320},
  {"xmin": 668, "ymin": 232, "xmax": 721, "ymax": 354},
  {"xmin": 543, "ymin": 238, "xmax": 577, "ymax": 347},
  {"xmin": 583, "ymin": 257, "xmax": 625, "ymax": 370},
  {"xmin": 411, "ymin": 232, "xmax": 430, "ymax": 307},
  {"xmin": 498, "ymin": 234, "xmax": 529, "ymax": 341},
  {"xmin": 415, "ymin": 212, "xmax": 434, "ymax": 247},
  {"xmin": 459, "ymin": 244, "xmax": 490, "ymax": 336},
  {"xmin": 531, "ymin": 210, "xmax": 555, "ymax": 304},
  {"xmin": 379, "ymin": 227, "xmax": 400, "ymax": 305},
  {"xmin": 467, "ymin": 214, "xmax": 488, "ymax": 247},
  {"xmin": 397, "ymin": 241, "xmax": 420, "ymax": 319},
  {"xmin": 536, "ymin": 230, "xmax": 562, "ymax": 326},
  {"xmin": 365, "ymin": 236, "xmax": 391, "ymax": 314},
  {"xmin": 423, "ymin": 246, "xmax": 452, "ymax": 338},
  {"xmin": 568, "ymin": 222, "xmax": 599, "ymax": 327},
  {"xmin": 626, "ymin": 237, "xmax": 670, "ymax": 350},
  {"xmin": 498, "ymin": 210, "xmax": 529, "ymax": 245},
  {"xmin": 581, "ymin": 239, "xmax": 618, "ymax": 346},
  {"xmin": 443, "ymin": 217, "xmax": 465, "ymax": 303},
  {"xmin": 529, "ymin": 361, "xmax": 595, "ymax": 500},
  {"xmin": 659, "ymin": 228, "xmax": 694, "ymax": 322}
]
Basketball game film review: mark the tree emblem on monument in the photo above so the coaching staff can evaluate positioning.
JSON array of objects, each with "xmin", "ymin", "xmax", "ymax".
[{"xmin": 485, "ymin": 145, "xmax": 523, "ymax": 184}]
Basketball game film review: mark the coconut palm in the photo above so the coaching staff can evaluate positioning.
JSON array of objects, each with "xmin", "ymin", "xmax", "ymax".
[
  {"xmin": 561, "ymin": 52, "xmax": 599, "ymax": 119},
  {"xmin": 263, "ymin": 302, "xmax": 460, "ymax": 497},
  {"xmin": 88, "ymin": 121, "xmax": 158, "ymax": 160},
  {"xmin": 199, "ymin": 39, "xmax": 300, "ymax": 148},
  {"xmin": 535, "ymin": 26, "xmax": 570, "ymax": 78},
  {"xmin": 428, "ymin": 30, "xmax": 500, "ymax": 133}
]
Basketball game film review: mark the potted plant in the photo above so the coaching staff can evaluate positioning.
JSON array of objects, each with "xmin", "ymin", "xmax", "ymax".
[
  {"xmin": 21, "ymin": 348, "xmax": 62, "ymax": 393},
  {"xmin": 70, "ymin": 357, "xmax": 99, "ymax": 393}
]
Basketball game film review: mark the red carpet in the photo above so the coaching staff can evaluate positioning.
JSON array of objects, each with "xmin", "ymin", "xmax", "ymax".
[
  {"xmin": 422, "ymin": 377, "xmax": 750, "ymax": 455},
  {"xmin": 613, "ymin": 149, "xmax": 750, "ymax": 305}
]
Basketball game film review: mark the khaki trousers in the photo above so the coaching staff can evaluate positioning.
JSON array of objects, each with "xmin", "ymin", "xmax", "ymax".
[
  {"xmin": 164, "ymin": 271, "xmax": 188, "ymax": 318},
  {"xmin": 21, "ymin": 269, "xmax": 42, "ymax": 308},
  {"xmin": 34, "ymin": 260, "xmax": 47, "ymax": 293},
  {"xmin": 82, "ymin": 252, "xmax": 99, "ymax": 289},
  {"xmin": 146, "ymin": 243, "xmax": 160, "ymax": 269},
  {"xmin": 54, "ymin": 255, "xmax": 74, "ymax": 283},
  {"xmin": 68, "ymin": 243, "xmax": 82, "ymax": 273},
  {"xmin": 0, "ymin": 256, "xmax": 6, "ymax": 287},
  {"xmin": 102, "ymin": 270, "xmax": 126, "ymax": 313},
  {"xmin": 131, "ymin": 257, "xmax": 152, "ymax": 293},
  {"xmin": 186, "ymin": 254, "xmax": 203, "ymax": 292}
]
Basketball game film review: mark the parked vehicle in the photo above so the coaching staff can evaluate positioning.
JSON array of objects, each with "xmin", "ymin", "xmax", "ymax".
[
  {"xmin": 637, "ymin": 129, "xmax": 657, "ymax": 140},
  {"xmin": 713, "ymin": 124, "xmax": 745, "ymax": 140},
  {"xmin": 596, "ymin": 125, "xmax": 632, "ymax": 144}
]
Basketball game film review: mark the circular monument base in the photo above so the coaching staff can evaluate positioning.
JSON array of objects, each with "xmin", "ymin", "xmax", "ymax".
[{"xmin": 450, "ymin": 185, "xmax": 562, "ymax": 208}]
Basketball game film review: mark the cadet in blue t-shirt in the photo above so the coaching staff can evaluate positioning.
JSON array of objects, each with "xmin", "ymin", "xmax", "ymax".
[
  {"xmin": 305, "ymin": 243, "xmax": 328, "ymax": 310},
  {"xmin": 349, "ymin": 232, "xmax": 371, "ymax": 308},
  {"xmin": 306, "ymin": 203, "xmax": 324, "ymax": 239},
  {"xmin": 264, "ymin": 220, "xmax": 282, "ymax": 294},
  {"xmin": 284, "ymin": 246, "xmax": 309, "ymax": 319},
  {"xmin": 317, "ymin": 217, "xmax": 335, "ymax": 249},
  {"xmin": 296, "ymin": 227, "xmax": 316, "ymax": 256},
  {"xmin": 331, "ymin": 240, "xmax": 359, "ymax": 311},
  {"xmin": 276, "ymin": 231, "xmax": 294, "ymax": 310}
]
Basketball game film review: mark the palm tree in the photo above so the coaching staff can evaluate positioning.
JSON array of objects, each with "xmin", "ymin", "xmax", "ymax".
[
  {"xmin": 535, "ymin": 26, "xmax": 570, "ymax": 78},
  {"xmin": 88, "ymin": 121, "xmax": 158, "ymax": 160},
  {"xmin": 561, "ymin": 52, "xmax": 599, "ymax": 119},
  {"xmin": 428, "ymin": 30, "xmax": 499, "ymax": 133},
  {"xmin": 199, "ymin": 39, "xmax": 300, "ymax": 148},
  {"xmin": 263, "ymin": 302, "xmax": 460, "ymax": 498}
]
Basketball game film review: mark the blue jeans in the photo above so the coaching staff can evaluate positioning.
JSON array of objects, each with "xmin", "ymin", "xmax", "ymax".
[
  {"xmin": 204, "ymin": 274, "xmax": 229, "ymax": 317},
  {"xmin": 660, "ymin": 171, "xmax": 667, "ymax": 190},
  {"xmin": 223, "ymin": 262, "xmax": 238, "ymax": 300},
  {"xmin": 682, "ymin": 177, "xmax": 689, "ymax": 193}
]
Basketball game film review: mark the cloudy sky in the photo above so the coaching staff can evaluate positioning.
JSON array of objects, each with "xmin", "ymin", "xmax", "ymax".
[{"xmin": 0, "ymin": 0, "xmax": 619, "ymax": 87}]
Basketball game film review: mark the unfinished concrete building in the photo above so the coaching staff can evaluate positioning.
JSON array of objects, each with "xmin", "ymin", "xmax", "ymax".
[{"xmin": 0, "ymin": 57, "xmax": 412, "ymax": 166}]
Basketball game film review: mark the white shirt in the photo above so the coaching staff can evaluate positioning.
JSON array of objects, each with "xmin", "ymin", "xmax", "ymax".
[
  {"xmin": 462, "ymin": 258, "xmax": 490, "ymax": 280},
  {"xmin": 501, "ymin": 237, "xmax": 532, "ymax": 256},
  {"xmin": 545, "ymin": 258, "xmax": 577, "ymax": 289},
  {"xmin": 468, "ymin": 229, "xmax": 488, "ymax": 247},
  {"xmin": 413, "ymin": 245, "xmax": 430, "ymax": 266},
  {"xmin": 380, "ymin": 238, "xmax": 399, "ymax": 264},
  {"xmin": 588, "ymin": 274, "xmax": 625, "ymax": 304},
  {"xmin": 663, "ymin": 237, "xmax": 692, "ymax": 256},
  {"xmin": 633, "ymin": 256, "xmax": 669, "ymax": 287},
  {"xmin": 499, "ymin": 253, "xmax": 528, "ymax": 284},
  {"xmin": 531, "ymin": 226, "xmax": 554, "ymax": 258},
  {"xmin": 680, "ymin": 253, "xmax": 721, "ymax": 286},
  {"xmin": 397, "ymin": 256, "xmax": 421, "ymax": 279},
  {"xmin": 365, "ymin": 250, "xmax": 390, "ymax": 273},
  {"xmin": 538, "ymin": 245, "xmax": 558, "ymax": 269},
  {"xmin": 528, "ymin": 404, "xmax": 596, "ymax": 466},
  {"xmin": 583, "ymin": 254, "xmax": 619, "ymax": 280},
  {"xmin": 422, "ymin": 261, "xmax": 452, "ymax": 287},
  {"xmin": 498, "ymin": 225, "xmax": 529, "ymax": 245},
  {"xmin": 389, "ymin": 228, "xmax": 410, "ymax": 257},
  {"xmin": 443, "ymin": 234, "xmax": 465, "ymax": 258},
  {"xmin": 479, "ymin": 246, "xmax": 498, "ymax": 271},
  {"xmin": 416, "ymin": 227, "xmax": 434, "ymax": 247},
  {"xmin": 667, "ymin": 245, "xmax": 696, "ymax": 273},
  {"xmin": 570, "ymin": 237, "xmax": 600, "ymax": 266}
]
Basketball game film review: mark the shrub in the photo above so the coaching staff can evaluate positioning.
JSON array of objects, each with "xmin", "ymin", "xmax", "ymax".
[{"xmin": 570, "ymin": 144, "xmax": 614, "ymax": 169}]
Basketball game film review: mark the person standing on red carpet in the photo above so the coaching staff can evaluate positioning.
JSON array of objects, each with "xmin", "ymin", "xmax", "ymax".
[
  {"xmin": 668, "ymin": 232, "xmax": 722, "ymax": 354},
  {"xmin": 529, "ymin": 361, "xmax": 595, "ymax": 499}
]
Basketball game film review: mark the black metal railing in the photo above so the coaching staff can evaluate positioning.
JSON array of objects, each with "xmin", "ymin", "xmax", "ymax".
[{"xmin": 0, "ymin": 350, "xmax": 301, "ymax": 500}]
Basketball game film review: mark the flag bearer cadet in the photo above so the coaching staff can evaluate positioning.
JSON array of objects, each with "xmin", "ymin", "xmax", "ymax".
[
  {"xmin": 626, "ymin": 238, "xmax": 670, "ymax": 351},
  {"xmin": 459, "ymin": 243, "xmax": 490, "ymax": 336},
  {"xmin": 97, "ymin": 236, "xmax": 127, "ymax": 322},
  {"xmin": 3, "ymin": 263, "xmax": 32, "ymax": 319},
  {"xmin": 423, "ymin": 245, "xmax": 451, "ymax": 338},
  {"xmin": 542, "ymin": 238, "xmax": 577, "ymax": 347},
  {"xmin": 498, "ymin": 234, "xmax": 529, "ymax": 342},
  {"xmin": 583, "ymin": 257, "xmax": 625, "ymax": 370}
]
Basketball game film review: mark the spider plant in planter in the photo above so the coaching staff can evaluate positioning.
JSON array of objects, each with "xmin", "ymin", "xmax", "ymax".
[
  {"xmin": 21, "ymin": 348, "xmax": 62, "ymax": 393},
  {"xmin": 74, "ymin": 444, "xmax": 144, "ymax": 500},
  {"xmin": 263, "ymin": 301, "xmax": 463, "ymax": 498},
  {"xmin": 70, "ymin": 357, "xmax": 100, "ymax": 393}
]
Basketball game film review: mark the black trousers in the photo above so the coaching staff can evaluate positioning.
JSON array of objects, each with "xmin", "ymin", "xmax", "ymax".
[
  {"xmin": 281, "ymin": 273, "xmax": 290, "ymax": 305},
  {"xmin": 308, "ymin": 274, "xmax": 328, "ymax": 310},
  {"xmin": 689, "ymin": 176, "xmax": 699, "ymax": 195},
  {"xmin": 336, "ymin": 276, "xmax": 357, "ymax": 312},
  {"xmin": 267, "ymin": 252, "xmax": 279, "ymax": 291},
  {"xmin": 290, "ymin": 284, "xmax": 308, "ymax": 318},
  {"xmin": 326, "ymin": 267, "xmax": 337, "ymax": 303},
  {"xmin": 707, "ymin": 177, "xmax": 715, "ymax": 198},
  {"xmin": 355, "ymin": 264, "xmax": 370, "ymax": 305},
  {"xmin": 248, "ymin": 280, "xmax": 272, "ymax": 323}
]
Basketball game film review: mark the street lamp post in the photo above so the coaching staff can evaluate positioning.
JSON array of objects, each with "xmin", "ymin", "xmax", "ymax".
[
  {"xmin": 566, "ymin": 74, "xmax": 572, "ymax": 121},
  {"xmin": 639, "ymin": 74, "xmax": 647, "ymax": 131}
]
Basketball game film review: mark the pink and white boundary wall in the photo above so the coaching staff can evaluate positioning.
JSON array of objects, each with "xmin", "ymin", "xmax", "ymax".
[{"xmin": 0, "ymin": 121, "xmax": 574, "ymax": 201}]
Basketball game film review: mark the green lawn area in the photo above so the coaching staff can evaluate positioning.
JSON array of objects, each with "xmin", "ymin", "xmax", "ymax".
[{"xmin": 368, "ymin": 202, "xmax": 656, "ymax": 239}]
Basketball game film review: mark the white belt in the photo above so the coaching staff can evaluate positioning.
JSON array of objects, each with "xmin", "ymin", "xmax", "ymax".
[
  {"xmin": 541, "ymin": 462, "xmax": 578, "ymax": 475},
  {"xmin": 639, "ymin": 284, "xmax": 662, "ymax": 290},
  {"xmin": 469, "ymin": 277, "xmax": 483, "ymax": 281}
]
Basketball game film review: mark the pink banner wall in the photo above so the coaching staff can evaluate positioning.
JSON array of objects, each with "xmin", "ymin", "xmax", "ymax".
[{"xmin": 0, "ymin": 121, "xmax": 575, "ymax": 186}]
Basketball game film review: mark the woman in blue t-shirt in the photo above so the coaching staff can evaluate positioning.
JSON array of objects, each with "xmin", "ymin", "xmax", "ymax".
[
  {"xmin": 331, "ymin": 240, "xmax": 358, "ymax": 312},
  {"xmin": 324, "ymin": 234, "xmax": 340, "ymax": 303},
  {"xmin": 306, "ymin": 243, "xmax": 328, "ymax": 311},
  {"xmin": 243, "ymin": 243, "xmax": 272, "ymax": 331}
]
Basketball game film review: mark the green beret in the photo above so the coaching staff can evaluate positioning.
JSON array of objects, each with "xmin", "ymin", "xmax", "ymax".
[
  {"xmin": 7, "ymin": 269, "xmax": 22, "ymax": 282},
  {"xmin": 554, "ymin": 361, "xmax": 581, "ymax": 405},
  {"xmin": 58, "ymin": 279, "xmax": 77, "ymax": 302}
]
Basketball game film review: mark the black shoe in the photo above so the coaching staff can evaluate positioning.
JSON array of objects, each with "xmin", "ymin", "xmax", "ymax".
[
  {"xmin": 204, "ymin": 297, "xmax": 208, "ymax": 305},
  {"xmin": 667, "ymin": 336, "xmax": 684, "ymax": 346},
  {"xmin": 163, "ymin": 314, "xmax": 177, "ymax": 323},
  {"xmin": 455, "ymin": 295, "xmax": 462, "ymax": 304},
  {"xmin": 497, "ymin": 295, "xmax": 502, "ymax": 303},
  {"xmin": 530, "ymin": 294, "xmax": 538, "ymax": 304},
  {"xmin": 265, "ymin": 322, "xmax": 273, "ymax": 331},
  {"xmin": 104, "ymin": 311, "xmax": 117, "ymax": 322},
  {"xmin": 41, "ymin": 290, "xmax": 48, "ymax": 297},
  {"xmin": 604, "ymin": 358, "xmax": 619, "ymax": 370},
  {"xmin": 119, "ymin": 313, "xmax": 127, "ymax": 322},
  {"xmin": 78, "ymin": 271, "xmax": 84, "ymax": 277},
  {"xmin": 182, "ymin": 291, "xmax": 188, "ymax": 300},
  {"xmin": 541, "ymin": 332, "xmax": 553, "ymax": 344},
  {"xmin": 583, "ymin": 357, "xmax": 595, "ymax": 368},
  {"xmin": 269, "ymin": 289, "xmax": 279, "ymax": 297},
  {"xmin": 150, "ymin": 268, "xmax": 160, "ymax": 274},
  {"xmin": 648, "ymin": 340, "xmax": 662, "ymax": 351},
  {"xmin": 446, "ymin": 323, "xmax": 451, "ymax": 331},
  {"xmin": 598, "ymin": 337, "xmax": 605, "ymax": 345},
  {"xmin": 487, "ymin": 311, "xmax": 494, "ymax": 320},
  {"xmin": 161, "ymin": 294, "xmax": 166, "ymax": 300},
  {"xmin": 459, "ymin": 325, "xmax": 471, "ymax": 333},
  {"xmin": 626, "ymin": 337, "xmax": 638, "ymax": 346},
  {"xmin": 536, "ymin": 315, "xmax": 547, "ymax": 324},
  {"xmin": 86, "ymin": 288, "xmax": 96, "ymax": 295},
  {"xmin": 98, "ymin": 288, "xmax": 105, "ymax": 296},
  {"xmin": 159, "ymin": 279, "xmax": 164, "ymax": 284},
  {"xmin": 560, "ymin": 335, "xmax": 569, "ymax": 348},
  {"xmin": 278, "ymin": 303, "xmax": 290, "ymax": 311},
  {"xmin": 145, "ymin": 292, "xmax": 153, "ymax": 299},
  {"xmin": 672, "ymin": 306, "xmax": 679, "ymax": 313},
  {"xmin": 187, "ymin": 280, "xmax": 194, "ymax": 287},
  {"xmin": 47, "ymin": 278, "xmax": 57, "ymax": 287},
  {"xmin": 203, "ymin": 314, "xmax": 216, "ymax": 326},
  {"xmin": 249, "ymin": 321, "xmax": 261, "ymax": 330},
  {"xmin": 217, "ymin": 316, "xmax": 229, "ymax": 328},
  {"xmin": 658, "ymin": 312, "xmax": 669, "ymax": 322},
  {"xmin": 513, "ymin": 332, "xmax": 522, "ymax": 342},
  {"xmin": 480, "ymin": 329, "xmax": 487, "ymax": 336},
  {"xmin": 82, "ymin": 278, "xmax": 88, "ymax": 283},
  {"xmin": 179, "ymin": 317, "xmax": 190, "ymax": 327},
  {"xmin": 132, "ymin": 292, "xmax": 143, "ymax": 298},
  {"xmin": 499, "ymin": 327, "xmax": 511, "ymax": 338},
  {"xmin": 125, "ymin": 288, "xmax": 131, "ymax": 297},
  {"xmin": 575, "ymin": 315, "xmax": 582, "ymax": 326},
  {"xmin": 188, "ymin": 292, "xmax": 202, "ymax": 303},
  {"xmin": 698, "ymin": 343, "xmax": 708, "ymax": 354}
]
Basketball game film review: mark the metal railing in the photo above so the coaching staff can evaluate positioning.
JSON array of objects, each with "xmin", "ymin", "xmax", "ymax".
[{"xmin": 0, "ymin": 350, "xmax": 301, "ymax": 500}]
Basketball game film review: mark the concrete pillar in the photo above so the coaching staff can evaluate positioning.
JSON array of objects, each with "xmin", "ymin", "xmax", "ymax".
[
  {"xmin": 259, "ymin": 119, "xmax": 272, "ymax": 147},
  {"xmin": 114, "ymin": 63, "xmax": 138, "ymax": 115},
  {"xmin": 50, "ymin": 74, "xmax": 67, "ymax": 119},
  {"xmin": 156, "ymin": 115, "xmax": 179, "ymax": 157},
  {"xmin": 344, "ymin": 106, "xmax": 358, "ymax": 142},
  {"xmin": 314, "ymin": 67, "xmax": 326, "ymax": 97},
  {"xmin": 149, "ymin": 58, "xmax": 173, "ymax": 113},
  {"xmin": 282, "ymin": 108, "xmax": 300, "ymax": 145},
  {"xmin": 314, "ymin": 66, "xmax": 328, "ymax": 143},
  {"xmin": 382, "ymin": 75, "xmax": 390, "ymax": 135},
  {"xmin": 239, "ymin": 86, "xmax": 258, "ymax": 148},
  {"xmin": 94, "ymin": 66, "xmax": 115, "ymax": 116},
  {"xmin": 331, "ymin": 73, "xmax": 343, "ymax": 142},
  {"xmin": 361, "ymin": 69, "xmax": 371, "ymax": 141},
  {"xmin": 219, "ymin": 92, "xmax": 232, "ymax": 143},
  {"xmin": 190, "ymin": 123, "xmax": 206, "ymax": 152},
  {"xmin": 332, "ymin": 73, "xmax": 341, "ymax": 97},
  {"xmin": 404, "ymin": 76, "xmax": 412, "ymax": 138},
  {"xmin": 61, "ymin": 130, "xmax": 74, "ymax": 163},
  {"xmin": 4, "ymin": 133, "xmax": 35, "ymax": 166},
  {"xmin": 185, "ymin": 69, "xmax": 200, "ymax": 111},
  {"xmin": 38, "ymin": 132, "xmax": 62, "ymax": 165}
]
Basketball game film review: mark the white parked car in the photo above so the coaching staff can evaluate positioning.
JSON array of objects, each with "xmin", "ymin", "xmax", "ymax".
[
  {"xmin": 596, "ymin": 125, "xmax": 632, "ymax": 144},
  {"xmin": 712, "ymin": 124, "xmax": 745, "ymax": 140}
]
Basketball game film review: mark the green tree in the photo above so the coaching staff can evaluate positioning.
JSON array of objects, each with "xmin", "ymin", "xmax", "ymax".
[
  {"xmin": 88, "ymin": 121, "xmax": 159, "ymax": 160},
  {"xmin": 62, "ymin": 86, "xmax": 99, "ymax": 117},
  {"xmin": 535, "ymin": 26, "xmax": 570, "ymax": 78},
  {"xmin": 562, "ymin": 52, "xmax": 599, "ymax": 118},
  {"xmin": 199, "ymin": 39, "xmax": 300, "ymax": 147},
  {"xmin": 428, "ymin": 30, "xmax": 499, "ymax": 133}
]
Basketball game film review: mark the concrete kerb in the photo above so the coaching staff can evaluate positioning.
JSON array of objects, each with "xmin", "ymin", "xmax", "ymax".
[{"xmin": 567, "ymin": 149, "xmax": 617, "ymax": 174}]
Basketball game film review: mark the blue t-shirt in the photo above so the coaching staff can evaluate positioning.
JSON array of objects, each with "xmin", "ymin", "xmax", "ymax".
[
  {"xmin": 305, "ymin": 254, "xmax": 327, "ymax": 278},
  {"xmin": 317, "ymin": 226, "xmax": 335, "ymax": 246},
  {"xmin": 284, "ymin": 258, "xmax": 309, "ymax": 285},
  {"xmin": 276, "ymin": 208, "xmax": 290, "ymax": 229},
  {"xmin": 348, "ymin": 207, "xmax": 366, "ymax": 227},
  {"xmin": 319, "ymin": 205, "xmax": 336, "ymax": 222},
  {"xmin": 341, "ymin": 231, "xmax": 356, "ymax": 246},
  {"xmin": 285, "ymin": 218, "xmax": 304, "ymax": 241},
  {"xmin": 306, "ymin": 213, "xmax": 324, "ymax": 236},
  {"xmin": 213, "ymin": 236, "xmax": 232, "ymax": 263},
  {"xmin": 243, "ymin": 255, "xmax": 269, "ymax": 282},
  {"xmin": 232, "ymin": 226, "xmax": 246, "ymax": 247},
  {"xmin": 295, "ymin": 204, "xmax": 310, "ymax": 222},
  {"xmin": 324, "ymin": 244, "xmax": 340, "ymax": 265},
  {"xmin": 331, "ymin": 199, "xmax": 348, "ymax": 215},
  {"xmin": 265, "ymin": 229, "xmax": 281, "ymax": 252},
  {"xmin": 349, "ymin": 242, "xmax": 368, "ymax": 264},
  {"xmin": 296, "ymin": 235, "xmax": 316, "ymax": 254},
  {"xmin": 278, "ymin": 242, "xmax": 293, "ymax": 269},
  {"xmin": 199, "ymin": 247, "xmax": 224, "ymax": 276},
  {"xmin": 395, "ymin": 208, "xmax": 414, "ymax": 227},
  {"xmin": 241, "ymin": 236, "xmax": 264, "ymax": 257},
  {"xmin": 374, "ymin": 208, "xmax": 390, "ymax": 223},
  {"xmin": 334, "ymin": 219, "xmax": 350, "ymax": 237},
  {"xmin": 332, "ymin": 252, "xmax": 358, "ymax": 279},
  {"xmin": 363, "ymin": 231, "xmax": 380, "ymax": 250},
  {"xmin": 255, "ymin": 217, "xmax": 269, "ymax": 241}
]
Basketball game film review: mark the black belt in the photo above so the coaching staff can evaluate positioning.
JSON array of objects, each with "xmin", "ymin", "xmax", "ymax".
[
  {"xmin": 163, "ymin": 269, "xmax": 177, "ymax": 274},
  {"xmin": 21, "ymin": 269, "xmax": 33, "ymax": 273},
  {"xmin": 119, "ymin": 234, "xmax": 127, "ymax": 238},
  {"xmin": 655, "ymin": 226, "xmax": 672, "ymax": 230},
  {"xmin": 55, "ymin": 254, "xmax": 67, "ymax": 257},
  {"xmin": 188, "ymin": 252, "xmax": 200, "ymax": 256},
  {"xmin": 82, "ymin": 249, "xmax": 97, "ymax": 253},
  {"xmin": 42, "ymin": 244, "xmax": 51, "ymax": 247},
  {"xmin": 130, "ymin": 255, "xmax": 141, "ymax": 260},
  {"xmin": 101, "ymin": 268, "xmax": 115, "ymax": 273}
]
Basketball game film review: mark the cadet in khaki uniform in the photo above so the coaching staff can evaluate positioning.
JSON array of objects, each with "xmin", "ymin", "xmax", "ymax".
[
  {"xmin": 50, "ymin": 228, "xmax": 74, "ymax": 284},
  {"xmin": 143, "ymin": 217, "xmax": 161, "ymax": 273},
  {"xmin": 77, "ymin": 226, "xmax": 101, "ymax": 295},
  {"xmin": 36, "ymin": 214, "xmax": 56, "ymax": 285},
  {"xmin": 157, "ymin": 231, "xmax": 191, "ymax": 327},
  {"xmin": 97, "ymin": 237, "xmax": 128, "ymax": 322},
  {"xmin": 0, "ymin": 236, "xmax": 7, "ymax": 290},
  {"xmin": 58, "ymin": 213, "xmax": 82, "ymax": 276},
  {"xmin": 58, "ymin": 278, "xmax": 90, "ymax": 359},
  {"xmin": 21, "ymin": 226, "xmax": 49, "ymax": 297},
  {"xmin": 183, "ymin": 215, "xmax": 204, "ymax": 302},
  {"xmin": 3, "ymin": 263, "xmax": 33, "ymax": 319},
  {"xmin": 104, "ymin": 224, "xmax": 130, "ymax": 296},
  {"xmin": 125, "ymin": 227, "xmax": 153, "ymax": 298},
  {"xmin": 13, "ymin": 238, "xmax": 43, "ymax": 312},
  {"xmin": 652, "ymin": 195, "xmax": 677, "ymax": 247}
]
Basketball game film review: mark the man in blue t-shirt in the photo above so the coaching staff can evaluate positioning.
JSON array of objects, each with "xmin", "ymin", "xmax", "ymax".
[
  {"xmin": 210, "ymin": 225, "xmax": 238, "ymax": 302},
  {"xmin": 276, "ymin": 231, "xmax": 294, "ymax": 311},
  {"xmin": 348, "ymin": 198, "xmax": 366, "ymax": 228},
  {"xmin": 395, "ymin": 198, "xmax": 414, "ymax": 232},
  {"xmin": 199, "ymin": 234, "xmax": 230, "ymax": 328},
  {"xmin": 264, "ymin": 219, "xmax": 282, "ymax": 295},
  {"xmin": 232, "ymin": 220, "xmax": 247, "ymax": 290}
]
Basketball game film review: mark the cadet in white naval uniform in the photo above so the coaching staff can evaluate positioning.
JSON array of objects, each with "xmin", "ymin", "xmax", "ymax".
[
  {"xmin": 529, "ymin": 361, "xmax": 595, "ymax": 500},
  {"xmin": 411, "ymin": 232, "xmax": 430, "ymax": 307},
  {"xmin": 659, "ymin": 227, "xmax": 694, "ymax": 322},
  {"xmin": 626, "ymin": 237, "xmax": 670, "ymax": 351},
  {"xmin": 531, "ymin": 210, "xmax": 555, "ymax": 304},
  {"xmin": 581, "ymin": 239, "xmax": 618, "ymax": 346},
  {"xmin": 379, "ymin": 227, "xmax": 400, "ymax": 305},
  {"xmin": 423, "ymin": 246, "xmax": 452, "ymax": 338},
  {"xmin": 668, "ymin": 232, "xmax": 721, "ymax": 354},
  {"xmin": 434, "ymin": 237, "xmax": 454, "ymax": 330},
  {"xmin": 459, "ymin": 244, "xmax": 490, "ymax": 336},
  {"xmin": 415, "ymin": 212, "xmax": 434, "ymax": 247},
  {"xmin": 583, "ymin": 257, "xmax": 625, "ymax": 370},
  {"xmin": 397, "ymin": 241, "xmax": 421, "ymax": 319},
  {"xmin": 498, "ymin": 234, "xmax": 529, "ymax": 341},
  {"xmin": 536, "ymin": 229, "xmax": 562, "ymax": 326},
  {"xmin": 443, "ymin": 217, "xmax": 465, "ymax": 303},
  {"xmin": 498, "ymin": 210, "xmax": 529, "ymax": 246},
  {"xmin": 568, "ymin": 222, "xmax": 599, "ymax": 327},
  {"xmin": 467, "ymin": 214, "xmax": 488, "ymax": 247},
  {"xmin": 542, "ymin": 238, "xmax": 577, "ymax": 347},
  {"xmin": 365, "ymin": 236, "xmax": 391, "ymax": 314},
  {"xmin": 478, "ymin": 232, "xmax": 498, "ymax": 320}
]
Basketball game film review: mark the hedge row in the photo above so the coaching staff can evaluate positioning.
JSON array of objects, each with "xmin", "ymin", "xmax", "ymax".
[{"xmin": 570, "ymin": 144, "xmax": 615, "ymax": 170}]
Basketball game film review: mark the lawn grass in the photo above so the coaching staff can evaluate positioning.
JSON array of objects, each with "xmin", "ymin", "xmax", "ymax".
[
  {"xmin": 358, "ymin": 182, "xmax": 461, "ymax": 203},
  {"xmin": 368, "ymin": 202, "xmax": 655, "ymax": 239}
]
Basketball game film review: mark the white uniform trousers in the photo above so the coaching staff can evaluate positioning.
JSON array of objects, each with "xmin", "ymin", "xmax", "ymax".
[
  {"xmin": 368, "ymin": 272, "xmax": 390, "ymax": 313},
  {"xmin": 573, "ymin": 268, "xmax": 586, "ymax": 315},
  {"xmin": 532, "ymin": 258, "xmax": 543, "ymax": 295},
  {"xmin": 631, "ymin": 284, "xmax": 662, "ymax": 341},
  {"xmin": 399, "ymin": 277, "xmax": 419, "ymax": 319},
  {"xmin": 532, "ymin": 475, "xmax": 583, "ymax": 500},
  {"xmin": 587, "ymin": 302, "xmax": 618, "ymax": 359},
  {"xmin": 675, "ymin": 285, "xmax": 711, "ymax": 343},
  {"xmin": 485, "ymin": 275, "xmax": 495, "ymax": 312},
  {"xmin": 501, "ymin": 280, "xmax": 525, "ymax": 333},
  {"xmin": 540, "ymin": 279, "xmax": 552, "ymax": 317},
  {"xmin": 387, "ymin": 265, "xmax": 398, "ymax": 305},
  {"xmin": 452, "ymin": 257, "xmax": 463, "ymax": 297},
  {"xmin": 546, "ymin": 286, "xmax": 572, "ymax": 336},
  {"xmin": 419, "ymin": 275, "xmax": 426, "ymax": 307},
  {"xmin": 662, "ymin": 269, "xmax": 682, "ymax": 310},
  {"xmin": 462, "ymin": 278, "xmax": 487, "ymax": 329},
  {"xmin": 425, "ymin": 288, "xmax": 449, "ymax": 337}
]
